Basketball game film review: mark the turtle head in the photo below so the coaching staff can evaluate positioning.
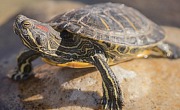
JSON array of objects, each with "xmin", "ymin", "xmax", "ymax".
[{"xmin": 13, "ymin": 15, "xmax": 61, "ymax": 53}]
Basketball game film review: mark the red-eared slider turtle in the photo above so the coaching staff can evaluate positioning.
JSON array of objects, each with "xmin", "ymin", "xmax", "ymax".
[{"xmin": 12, "ymin": 3, "xmax": 178, "ymax": 110}]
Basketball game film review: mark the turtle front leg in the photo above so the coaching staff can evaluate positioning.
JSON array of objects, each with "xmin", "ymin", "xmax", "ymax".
[
  {"xmin": 90, "ymin": 54, "xmax": 123, "ymax": 110},
  {"xmin": 11, "ymin": 49, "xmax": 40, "ymax": 80}
]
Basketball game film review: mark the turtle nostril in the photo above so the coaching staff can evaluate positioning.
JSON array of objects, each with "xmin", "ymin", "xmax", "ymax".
[{"xmin": 15, "ymin": 15, "xmax": 28, "ymax": 26}]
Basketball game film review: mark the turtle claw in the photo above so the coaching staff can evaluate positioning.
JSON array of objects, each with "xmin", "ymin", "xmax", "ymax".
[
  {"xmin": 168, "ymin": 46, "xmax": 180, "ymax": 59},
  {"xmin": 11, "ymin": 69, "xmax": 32, "ymax": 81},
  {"xmin": 101, "ymin": 97, "xmax": 108, "ymax": 109},
  {"xmin": 11, "ymin": 73, "xmax": 28, "ymax": 80},
  {"xmin": 168, "ymin": 52, "xmax": 179, "ymax": 59}
]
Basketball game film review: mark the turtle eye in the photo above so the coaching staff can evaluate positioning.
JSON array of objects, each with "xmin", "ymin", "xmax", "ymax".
[{"xmin": 22, "ymin": 20, "xmax": 31, "ymax": 28}]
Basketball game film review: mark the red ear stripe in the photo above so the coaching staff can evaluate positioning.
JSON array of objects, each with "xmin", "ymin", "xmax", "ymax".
[{"xmin": 36, "ymin": 25, "xmax": 49, "ymax": 32}]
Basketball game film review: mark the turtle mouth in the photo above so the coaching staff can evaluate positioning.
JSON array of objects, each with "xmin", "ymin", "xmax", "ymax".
[{"xmin": 13, "ymin": 22, "xmax": 21, "ymax": 36}]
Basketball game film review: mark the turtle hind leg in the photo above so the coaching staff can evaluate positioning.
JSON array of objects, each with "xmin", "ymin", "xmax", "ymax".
[
  {"xmin": 11, "ymin": 49, "xmax": 40, "ymax": 80},
  {"xmin": 139, "ymin": 42, "xmax": 180, "ymax": 59},
  {"xmin": 157, "ymin": 42, "xmax": 180, "ymax": 59}
]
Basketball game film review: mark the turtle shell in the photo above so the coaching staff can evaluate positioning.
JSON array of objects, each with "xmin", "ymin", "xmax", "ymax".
[{"xmin": 50, "ymin": 3, "xmax": 165, "ymax": 46}]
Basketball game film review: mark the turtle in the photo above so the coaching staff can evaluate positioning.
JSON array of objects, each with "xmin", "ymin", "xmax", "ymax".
[{"xmin": 12, "ymin": 3, "xmax": 179, "ymax": 110}]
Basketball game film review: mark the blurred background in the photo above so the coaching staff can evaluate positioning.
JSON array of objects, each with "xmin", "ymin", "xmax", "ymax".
[{"xmin": 0, "ymin": 0, "xmax": 179, "ymax": 60}]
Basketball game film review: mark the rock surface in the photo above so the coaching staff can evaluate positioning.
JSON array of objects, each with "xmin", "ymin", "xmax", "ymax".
[{"xmin": 0, "ymin": 26, "xmax": 180, "ymax": 110}]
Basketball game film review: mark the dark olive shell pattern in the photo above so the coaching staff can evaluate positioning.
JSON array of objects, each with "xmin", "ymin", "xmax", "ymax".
[{"xmin": 51, "ymin": 3, "xmax": 165, "ymax": 46}]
